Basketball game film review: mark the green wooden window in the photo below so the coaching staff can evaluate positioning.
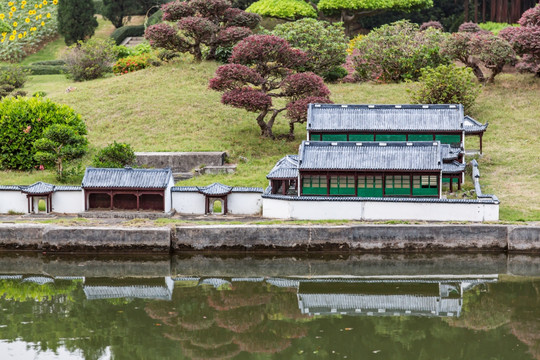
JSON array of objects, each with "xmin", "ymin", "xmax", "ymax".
[
  {"xmin": 375, "ymin": 134, "xmax": 407, "ymax": 141},
  {"xmin": 385, "ymin": 175, "xmax": 411, "ymax": 196},
  {"xmin": 435, "ymin": 134, "xmax": 461, "ymax": 145},
  {"xmin": 329, "ymin": 176, "xmax": 355, "ymax": 195},
  {"xmin": 349, "ymin": 134, "xmax": 374, "ymax": 141},
  {"xmin": 310, "ymin": 134, "xmax": 322, "ymax": 141},
  {"xmin": 302, "ymin": 175, "xmax": 327, "ymax": 195},
  {"xmin": 443, "ymin": 177, "xmax": 459, "ymax": 184},
  {"xmin": 322, "ymin": 134, "xmax": 347, "ymax": 141},
  {"xmin": 357, "ymin": 176, "xmax": 383, "ymax": 197},
  {"xmin": 408, "ymin": 134, "xmax": 433, "ymax": 141},
  {"xmin": 413, "ymin": 175, "xmax": 439, "ymax": 196}
]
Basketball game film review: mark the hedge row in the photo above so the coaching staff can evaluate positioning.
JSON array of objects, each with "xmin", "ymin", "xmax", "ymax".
[
  {"xmin": 110, "ymin": 25, "xmax": 145, "ymax": 45},
  {"xmin": 0, "ymin": 64, "xmax": 66, "ymax": 75}
]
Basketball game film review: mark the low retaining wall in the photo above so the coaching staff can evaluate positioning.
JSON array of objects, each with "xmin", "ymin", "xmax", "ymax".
[{"xmin": 0, "ymin": 223, "xmax": 539, "ymax": 252}]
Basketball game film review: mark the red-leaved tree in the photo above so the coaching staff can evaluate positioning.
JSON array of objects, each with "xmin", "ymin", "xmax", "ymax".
[
  {"xmin": 209, "ymin": 35, "xmax": 332, "ymax": 139},
  {"xmin": 145, "ymin": 0, "xmax": 260, "ymax": 61},
  {"xmin": 500, "ymin": 5, "xmax": 540, "ymax": 77}
]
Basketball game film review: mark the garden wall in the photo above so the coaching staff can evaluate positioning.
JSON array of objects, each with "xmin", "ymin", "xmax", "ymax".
[
  {"xmin": 0, "ymin": 189, "xmax": 27, "ymax": 214},
  {"xmin": 52, "ymin": 190, "xmax": 85, "ymax": 214}
]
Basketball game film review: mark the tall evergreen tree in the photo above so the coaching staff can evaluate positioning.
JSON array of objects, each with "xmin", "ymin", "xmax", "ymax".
[
  {"xmin": 102, "ymin": 0, "xmax": 140, "ymax": 28},
  {"xmin": 58, "ymin": 0, "xmax": 99, "ymax": 45}
]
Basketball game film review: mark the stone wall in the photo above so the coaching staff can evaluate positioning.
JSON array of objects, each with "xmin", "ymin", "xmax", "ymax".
[{"xmin": 134, "ymin": 152, "xmax": 226, "ymax": 172}]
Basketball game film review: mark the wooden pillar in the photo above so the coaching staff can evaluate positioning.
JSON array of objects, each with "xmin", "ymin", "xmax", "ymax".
[
  {"xmin": 450, "ymin": 177, "xmax": 454, "ymax": 193},
  {"xmin": 84, "ymin": 191, "xmax": 88, "ymax": 210},
  {"xmin": 224, "ymin": 196, "xmax": 228, "ymax": 215},
  {"xmin": 282, "ymin": 180, "xmax": 287, "ymax": 195},
  {"xmin": 205, "ymin": 196, "xmax": 209, "ymax": 214},
  {"xmin": 27, "ymin": 196, "xmax": 31, "ymax": 214},
  {"xmin": 136, "ymin": 193, "xmax": 140, "ymax": 211},
  {"xmin": 458, "ymin": 177, "xmax": 462, "ymax": 190},
  {"xmin": 354, "ymin": 173, "xmax": 358, "ymax": 197},
  {"xmin": 326, "ymin": 173, "xmax": 330, "ymax": 196},
  {"xmin": 382, "ymin": 174, "xmax": 386, "ymax": 197},
  {"xmin": 479, "ymin": 134, "xmax": 483, "ymax": 154},
  {"xmin": 110, "ymin": 191, "xmax": 113, "ymax": 210},
  {"xmin": 410, "ymin": 173, "xmax": 413, "ymax": 198}
]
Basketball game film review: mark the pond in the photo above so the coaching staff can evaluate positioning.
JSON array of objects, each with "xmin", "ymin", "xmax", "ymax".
[{"xmin": 0, "ymin": 253, "xmax": 538, "ymax": 359}]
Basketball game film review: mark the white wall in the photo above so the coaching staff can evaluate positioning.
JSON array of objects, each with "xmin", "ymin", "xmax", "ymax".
[
  {"xmin": 172, "ymin": 192, "xmax": 206, "ymax": 214},
  {"xmin": 228, "ymin": 193, "xmax": 262, "ymax": 215},
  {"xmin": 52, "ymin": 191, "xmax": 85, "ymax": 214},
  {"xmin": 263, "ymin": 198, "xmax": 499, "ymax": 222},
  {"xmin": 164, "ymin": 178, "xmax": 175, "ymax": 213},
  {"xmin": 0, "ymin": 191, "xmax": 28, "ymax": 214}
]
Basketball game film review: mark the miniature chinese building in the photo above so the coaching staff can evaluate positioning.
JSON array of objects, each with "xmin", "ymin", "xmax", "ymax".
[
  {"xmin": 306, "ymin": 104, "xmax": 488, "ymax": 153},
  {"xmin": 267, "ymin": 141, "xmax": 465, "ymax": 199},
  {"xmin": 81, "ymin": 167, "xmax": 174, "ymax": 212}
]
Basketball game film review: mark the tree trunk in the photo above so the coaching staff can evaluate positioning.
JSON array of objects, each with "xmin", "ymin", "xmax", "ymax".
[
  {"xmin": 487, "ymin": 64, "xmax": 503, "ymax": 83},
  {"xmin": 482, "ymin": 0, "xmax": 486, "ymax": 23},
  {"xmin": 192, "ymin": 44, "xmax": 203, "ymax": 62},
  {"xmin": 474, "ymin": 0, "xmax": 478, "ymax": 22},
  {"xmin": 491, "ymin": 0, "xmax": 496, "ymax": 21},
  {"xmin": 470, "ymin": 61, "xmax": 486, "ymax": 82},
  {"xmin": 255, "ymin": 109, "xmax": 273, "ymax": 138},
  {"xmin": 464, "ymin": 0, "xmax": 470, "ymax": 22},
  {"xmin": 341, "ymin": 11, "xmax": 355, "ymax": 38},
  {"xmin": 288, "ymin": 122, "xmax": 295, "ymax": 140}
]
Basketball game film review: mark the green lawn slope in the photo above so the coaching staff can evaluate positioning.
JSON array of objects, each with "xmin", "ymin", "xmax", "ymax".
[{"xmin": 1, "ymin": 60, "xmax": 539, "ymax": 221}]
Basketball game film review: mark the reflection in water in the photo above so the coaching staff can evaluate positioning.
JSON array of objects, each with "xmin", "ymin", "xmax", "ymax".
[{"xmin": 0, "ymin": 253, "xmax": 538, "ymax": 359}]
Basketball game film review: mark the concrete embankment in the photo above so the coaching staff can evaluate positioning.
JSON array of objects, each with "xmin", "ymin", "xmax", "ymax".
[{"xmin": 0, "ymin": 223, "xmax": 539, "ymax": 252}]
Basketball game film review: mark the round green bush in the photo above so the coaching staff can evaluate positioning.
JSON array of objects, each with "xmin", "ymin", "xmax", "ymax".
[
  {"xmin": 92, "ymin": 141, "xmax": 136, "ymax": 168},
  {"xmin": 0, "ymin": 97, "xmax": 87, "ymax": 170},
  {"xmin": 409, "ymin": 64, "xmax": 481, "ymax": 113}
]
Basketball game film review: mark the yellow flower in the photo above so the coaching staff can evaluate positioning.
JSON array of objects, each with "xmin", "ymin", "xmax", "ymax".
[
  {"xmin": 22, "ymin": 1, "xmax": 27, "ymax": 5},
  {"xmin": 18, "ymin": 33, "xmax": 22, "ymax": 39},
  {"xmin": 46, "ymin": 13, "xmax": 51, "ymax": 18},
  {"xmin": 11, "ymin": 6, "xmax": 16, "ymax": 12},
  {"xmin": 53, "ymin": 0, "xmax": 58, "ymax": 4},
  {"xmin": 25, "ymin": 17, "xmax": 30, "ymax": 23},
  {"xmin": 43, "ymin": 0, "xmax": 48, "ymax": 4},
  {"xmin": 8, "ymin": 2, "xmax": 14, "ymax": 6},
  {"xmin": 0, "ymin": 14, "xmax": 4, "ymax": 20},
  {"xmin": 39, "ymin": 4, "xmax": 42, "ymax": 8},
  {"xmin": 41, "ymin": 21, "xmax": 45, "ymax": 26},
  {"xmin": 12, "ymin": 21, "xmax": 18, "ymax": 27},
  {"xmin": 9, "ymin": 35, "xmax": 15, "ymax": 41}
]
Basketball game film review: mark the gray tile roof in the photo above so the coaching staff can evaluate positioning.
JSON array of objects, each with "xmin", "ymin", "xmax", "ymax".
[
  {"xmin": 55, "ymin": 186, "xmax": 82, "ymax": 191},
  {"xmin": 197, "ymin": 183, "xmax": 233, "ymax": 196},
  {"xmin": 171, "ymin": 186, "xmax": 199, "ymax": 192},
  {"xmin": 307, "ymin": 104, "xmax": 470, "ymax": 132},
  {"xmin": 231, "ymin": 187, "xmax": 263, "ymax": 193},
  {"xmin": 299, "ymin": 141, "xmax": 442, "ymax": 171},
  {"xmin": 441, "ymin": 145, "xmax": 462, "ymax": 161},
  {"xmin": 0, "ymin": 185, "xmax": 22, "ymax": 191},
  {"xmin": 82, "ymin": 167, "xmax": 173, "ymax": 189},
  {"xmin": 442, "ymin": 161, "xmax": 466, "ymax": 174},
  {"xmin": 267, "ymin": 155, "xmax": 299, "ymax": 179},
  {"xmin": 171, "ymin": 185, "xmax": 262, "ymax": 193},
  {"xmin": 463, "ymin": 116, "xmax": 488, "ymax": 134},
  {"xmin": 21, "ymin": 182, "xmax": 55, "ymax": 195}
]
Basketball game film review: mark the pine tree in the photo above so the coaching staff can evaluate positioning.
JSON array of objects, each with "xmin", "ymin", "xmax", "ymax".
[
  {"xmin": 102, "ymin": 0, "xmax": 140, "ymax": 28},
  {"xmin": 58, "ymin": 0, "xmax": 99, "ymax": 45}
]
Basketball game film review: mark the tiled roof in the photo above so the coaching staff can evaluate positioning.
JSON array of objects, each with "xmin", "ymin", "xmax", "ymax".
[
  {"xmin": 82, "ymin": 167, "xmax": 173, "ymax": 189},
  {"xmin": 267, "ymin": 155, "xmax": 299, "ymax": 179},
  {"xmin": 307, "ymin": 104, "xmax": 467, "ymax": 132},
  {"xmin": 197, "ymin": 183, "xmax": 233, "ymax": 196},
  {"xmin": 441, "ymin": 145, "xmax": 462, "ymax": 160},
  {"xmin": 171, "ymin": 186, "xmax": 199, "ymax": 192},
  {"xmin": 463, "ymin": 116, "xmax": 488, "ymax": 134},
  {"xmin": 21, "ymin": 182, "xmax": 55, "ymax": 195},
  {"xmin": 55, "ymin": 186, "xmax": 82, "ymax": 191},
  {"xmin": 442, "ymin": 161, "xmax": 466, "ymax": 174},
  {"xmin": 231, "ymin": 187, "xmax": 263, "ymax": 193},
  {"xmin": 299, "ymin": 141, "xmax": 442, "ymax": 171},
  {"xmin": 0, "ymin": 185, "xmax": 21, "ymax": 191}
]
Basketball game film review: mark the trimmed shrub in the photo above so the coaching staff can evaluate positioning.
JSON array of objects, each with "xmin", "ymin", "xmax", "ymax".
[
  {"xmin": 63, "ymin": 38, "xmax": 117, "ymax": 81},
  {"xmin": 92, "ymin": 141, "xmax": 136, "ymax": 168},
  {"xmin": 0, "ymin": 65, "xmax": 29, "ymax": 89},
  {"xmin": 113, "ymin": 54, "xmax": 152, "ymax": 75},
  {"xmin": 271, "ymin": 18, "xmax": 348, "ymax": 80},
  {"xmin": 146, "ymin": 9, "xmax": 164, "ymax": 27},
  {"xmin": 25, "ymin": 65, "xmax": 66, "ymax": 75},
  {"xmin": 409, "ymin": 64, "xmax": 481, "ymax": 113},
  {"xmin": 321, "ymin": 66, "xmax": 348, "ymax": 83},
  {"xmin": 246, "ymin": 0, "xmax": 317, "ymax": 19},
  {"xmin": 58, "ymin": 0, "xmax": 99, "ymax": 45},
  {"xmin": 114, "ymin": 43, "xmax": 153, "ymax": 59},
  {"xmin": 0, "ymin": 97, "xmax": 87, "ymax": 170},
  {"xmin": 478, "ymin": 22, "xmax": 517, "ymax": 35},
  {"xmin": 352, "ymin": 20, "xmax": 449, "ymax": 83},
  {"xmin": 458, "ymin": 21, "xmax": 483, "ymax": 33},
  {"xmin": 93, "ymin": 0, "xmax": 104, "ymax": 14},
  {"xmin": 111, "ymin": 25, "xmax": 146, "ymax": 45},
  {"xmin": 420, "ymin": 21, "xmax": 444, "ymax": 31},
  {"xmin": 31, "ymin": 60, "xmax": 67, "ymax": 66}
]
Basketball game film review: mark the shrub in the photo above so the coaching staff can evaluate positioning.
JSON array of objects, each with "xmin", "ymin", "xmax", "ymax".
[
  {"xmin": 146, "ymin": 9, "xmax": 164, "ymax": 27},
  {"xmin": 110, "ymin": 25, "xmax": 145, "ymax": 45},
  {"xmin": 420, "ymin": 21, "xmax": 444, "ymax": 31},
  {"xmin": 0, "ymin": 65, "xmax": 29, "ymax": 89},
  {"xmin": 500, "ymin": 5, "xmax": 540, "ymax": 77},
  {"xmin": 63, "ymin": 38, "xmax": 117, "ymax": 81},
  {"xmin": 321, "ymin": 66, "xmax": 348, "ymax": 83},
  {"xmin": 92, "ymin": 141, "xmax": 136, "ymax": 168},
  {"xmin": 58, "ymin": 0, "xmax": 99, "ymax": 45},
  {"xmin": 0, "ymin": 97, "xmax": 87, "ymax": 170},
  {"xmin": 442, "ymin": 31, "xmax": 515, "ymax": 83},
  {"xmin": 33, "ymin": 91, "xmax": 47, "ymax": 97},
  {"xmin": 347, "ymin": 34, "xmax": 363, "ymax": 55},
  {"xmin": 102, "ymin": 0, "xmax": 140, "ymax": 28},
  {"xmin": 409, "ymin": 64, "xmax": 481, "ymax": 113},
  {"xmin": 352, "ymin": 20, "xmax": 449, "ymax": 83},
  {"xmin": 246, "ymin": 0, "xmax": 317, "ymax": 20},
  {"xmin": 458, "ymin": 21, "xmax": 482, "ymax": 33},
  {"xmin": 145, "ymin": 0, "xmax": 261, "ymax": 61},
  {"xmin": 478, "ymin": 22, "xmax": 517, "ymax": 35},
  {"xmin": 114, "ymin": 42, "xmax": 152, "ymax": 59},
  {"xmin": 113, "ymin": 54, "xmax": 152, "ymax": 75},
  {"xmin": 271, "ymin": 18, "xmax": 348, "ymax": 80},
  {"xmin": 31, "ymin": 60, "xmax": 67, "ymax": 66}
]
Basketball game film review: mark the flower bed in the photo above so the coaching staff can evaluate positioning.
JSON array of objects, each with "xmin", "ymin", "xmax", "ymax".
[{"xmin": 0, "ymin": 0, "xmax": 58, "ymax": 62}]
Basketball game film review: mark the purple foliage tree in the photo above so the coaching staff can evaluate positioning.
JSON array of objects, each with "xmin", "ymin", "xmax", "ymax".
[
  {"xmin": 145, "ymin": 0, "xmax": 260, "ymax": 61},
  {"xmin": 209, "ymin": 35, "xmax": 331, "ymax": 139},
  {"xmin": 500, "ymin": 5, "xmax": 540, "ymax": 77}
]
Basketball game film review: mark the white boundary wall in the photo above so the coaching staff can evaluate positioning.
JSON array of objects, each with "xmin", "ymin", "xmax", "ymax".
[
  {"xmin": 263, "ymin": 198, "xmax": 499, "ymax": 222},
  {"xmin": 52, "ymin": 191, "xmax": 85, "ymax": 214},
  {"xmin": 227, "ymin": 193, "xmax": 262, "ymax": 215},
  {"xmin": 172, "ymin": 192, "xmax": 206, "ymax": 214},
  {"xmin": 0, "ymin": 191, "xmax": 28, "ymax": 214},
  {"xmin": 164, "ymin": 178, "xmax": 175, "ymax": 213}
]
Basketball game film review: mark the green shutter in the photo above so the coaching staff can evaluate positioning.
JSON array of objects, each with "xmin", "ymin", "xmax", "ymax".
[
  {"xmin": 442, "ymin": 177, "xmax": 459, "ymax": 184},
  {"xmin": 413, "ymin": 175, "xmax": 439, "ymax": 196},
  {"xmin": 310, "ymin": 134, "xmax": 321, "ymax": 141},
  {"xmin": 385, "ymin": 175, "xmax": 410, "ymax": 196},
  {"xmin": 435, "ymin": 134, "xmax": 461, "ymax": 144},
  {"xmin": 376, "ymin": 134, "xmax": 407, "ymax": 141},
  {"xmin": 408, "ymin": 134, "xmax": 433, "ymax": 141},
  {"xmin": 322, "ymin": 134, "xmax": 347, "ymax": 141},
  {"xmin": 349, "ymin": 134, "xmax": 374, "ymax": 141},
  {"xmin": 357, "ymin": 176, "xmax": 383, "ymax": 197}
]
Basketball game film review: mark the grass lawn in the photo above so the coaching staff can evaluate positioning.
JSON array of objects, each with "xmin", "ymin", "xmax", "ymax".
[{"xmin": 1, "ymin": 58, "xmax": 538, "ymax": 221}]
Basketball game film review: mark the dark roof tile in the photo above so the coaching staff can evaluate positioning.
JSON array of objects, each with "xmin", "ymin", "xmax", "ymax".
[{"xmin": 82, "ymin": 167, "xmax": 173, "ymax": 189}]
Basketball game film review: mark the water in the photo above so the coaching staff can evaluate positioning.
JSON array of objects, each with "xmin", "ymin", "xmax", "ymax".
[{"xmin": 0, "ymin": 253, "xmax": 539, "ymax": 360}]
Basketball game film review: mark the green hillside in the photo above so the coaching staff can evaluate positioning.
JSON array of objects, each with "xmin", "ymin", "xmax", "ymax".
[{"xmin": 1, "ymin": 61, "xmax": 539, "ymax": 221}]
